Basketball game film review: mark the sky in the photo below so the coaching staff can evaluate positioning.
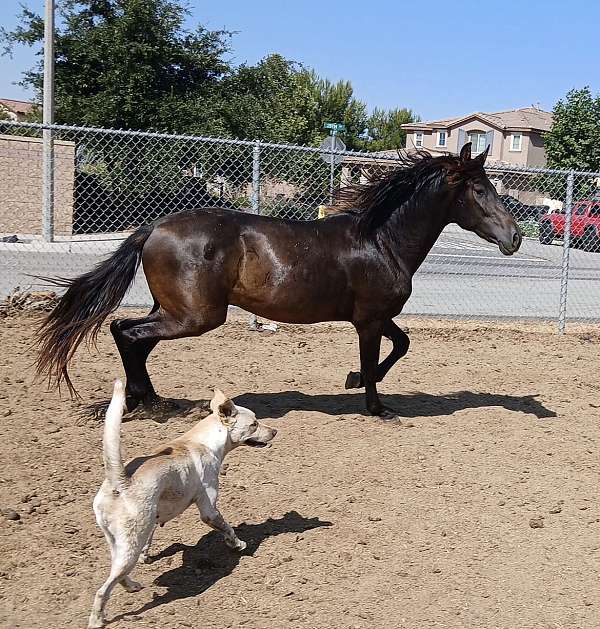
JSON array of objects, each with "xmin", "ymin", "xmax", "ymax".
[{"xmin": 0, "ymin": 0, "xmax": 598, "ymax": 121}]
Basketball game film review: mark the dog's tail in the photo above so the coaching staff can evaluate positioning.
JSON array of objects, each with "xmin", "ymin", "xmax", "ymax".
[{"xmin": 103, "ymin": 379, "xmax": 128, "ymax": 492}]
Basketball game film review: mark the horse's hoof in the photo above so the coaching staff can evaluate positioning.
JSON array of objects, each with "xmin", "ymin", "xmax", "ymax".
[
  {"xmin": 345, "ymin": 371, "xmax": 363, "ymax": 389},
  {"xmin": 372, "ymin": 407, "xmax": 401, "ymax": 422}
]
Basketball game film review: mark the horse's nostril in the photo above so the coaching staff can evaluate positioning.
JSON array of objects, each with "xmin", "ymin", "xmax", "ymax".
[{"xmin": 512, "ymin": 231, "xmax": 520, "ymax": 248}]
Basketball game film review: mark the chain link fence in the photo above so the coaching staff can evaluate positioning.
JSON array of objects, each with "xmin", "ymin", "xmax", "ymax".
[{"xmin": 1, "ymin": 121, "xmax": 599, "ymax": 330}]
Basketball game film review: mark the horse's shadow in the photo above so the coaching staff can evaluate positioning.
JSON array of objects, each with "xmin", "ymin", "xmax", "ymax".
[
  {"xmin": 80, "ymin": 397, "xmax": 210, "ymax": 424},
  {"xmin": 233, "ymin": 390, "xmax": 557, "ymax": 420},
  {"xmin": 110, "ymin": 511, "xmax": 331, "ymax": 623},
  {"xmin": 82, "ymin": 389, "xmax": 556, "ymax": 424}
]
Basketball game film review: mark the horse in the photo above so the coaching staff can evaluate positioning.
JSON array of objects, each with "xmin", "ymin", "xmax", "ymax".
[{"xmin": 36, "ymin": 142, "xmax": 521, "ymax": 420}]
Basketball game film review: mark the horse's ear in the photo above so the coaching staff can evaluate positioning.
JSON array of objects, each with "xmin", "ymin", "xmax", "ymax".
[
  {"xmin": 459, "ymin": 142, "xmax": 472, "ymax": 163},
  {"xmin": 473, "ymin": 145, "xmax": 490, "ymax": 166}
]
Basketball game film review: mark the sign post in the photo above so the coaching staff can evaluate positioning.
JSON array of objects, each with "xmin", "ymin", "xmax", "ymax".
[{"xmin": 320, "ymin": 123, "xmax": 346, "ymax": 205}]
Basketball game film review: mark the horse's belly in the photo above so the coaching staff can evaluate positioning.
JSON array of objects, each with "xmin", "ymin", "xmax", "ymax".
[{"xmin": 231, "ymin": 259, "xmax": 353, "ymax": 323}]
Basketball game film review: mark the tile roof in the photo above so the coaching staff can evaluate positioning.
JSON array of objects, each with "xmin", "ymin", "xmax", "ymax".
[
  {"xmin": 404, "ymin": 107, "xmax": 552, "ymax": 132},
  {"xmin": 0, "ymin": 99, "xmax": 36, "ymax": 116}
]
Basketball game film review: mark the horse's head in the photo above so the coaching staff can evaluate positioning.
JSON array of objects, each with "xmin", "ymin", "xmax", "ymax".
[{"xmin": 448, "ymin": 143, "xmax": 522, "ymax": 256}]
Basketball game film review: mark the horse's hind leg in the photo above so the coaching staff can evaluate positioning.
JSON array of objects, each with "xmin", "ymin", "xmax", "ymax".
[
  {"xmin": 345, "ymin": 320, "xmax": 409, "ymax": 390},
  {"xmin": 111, "ymin": 304, "xmax": 227, "ymax": 412},
  {"xmin": 110, "ymin": 306, "xmax": 161, "ymax": 411}
]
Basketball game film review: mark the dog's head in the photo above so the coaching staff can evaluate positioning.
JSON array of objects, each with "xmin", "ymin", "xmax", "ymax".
[{"xmin": 210, "ymin": 389, "xmax": 277, "ymax": 449}]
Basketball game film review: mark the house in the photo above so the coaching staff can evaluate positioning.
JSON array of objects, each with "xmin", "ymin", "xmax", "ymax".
[
  {"xmin": 0, "ymin": 98, "xmax": 36, "ymax": 121},
  {"xmin": 401, "ymin": 107, "xmax": 553, "ymax": 167}
]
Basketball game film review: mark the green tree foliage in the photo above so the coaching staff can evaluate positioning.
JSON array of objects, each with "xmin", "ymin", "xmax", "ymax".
[
  {"xmin": 362, "ymin": 107, "xmax": 420, "ymax": 152},
  {"xmin": 545, "ymin": 87, "xmax": 600, "ymax": 172},
  {"xmin": 1, "ymin": 0, "xmax": 233, "ymax": 133},
  {"xmin": 1, "ymin": 0, "xmax": 418, "ymax": 150},
  {"xmin": 219, "ymin": 55, "xmax": 319, "ymax": 145},
  {"xmin": 300, "ymin": 71, "xmax": 367, "ymax": 149}
]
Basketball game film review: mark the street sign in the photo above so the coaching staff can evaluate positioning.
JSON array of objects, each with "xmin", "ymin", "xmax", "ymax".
[
  {"xmin": 319, "ymin": 135, "xmax": 346, "ymax": 165},
  {"xmin": 324, "ymin": 122, "xmax": 346, "ymax": 132}
]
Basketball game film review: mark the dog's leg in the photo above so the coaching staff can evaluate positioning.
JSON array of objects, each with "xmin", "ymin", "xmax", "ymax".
[
  {"xmin": 88, "ymin": 538, "xmax": 142, "ymax": 628},
  {"xmin": 196, "ymin": 500, "xmax": 246, "ymax": 551},
  {"xmin": 139, "ymin": 524, "xmax": 156, "ymax": 564}
]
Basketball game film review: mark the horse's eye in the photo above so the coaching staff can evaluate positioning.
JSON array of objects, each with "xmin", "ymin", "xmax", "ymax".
[{"xmin": 474, "ymin": 186, "xmax": 485, "ymax": 196}]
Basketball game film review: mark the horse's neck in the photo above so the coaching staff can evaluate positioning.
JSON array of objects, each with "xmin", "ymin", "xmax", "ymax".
[{"xmin": 382, "ymin": 202, "xmax": 450, "ymax": 275}]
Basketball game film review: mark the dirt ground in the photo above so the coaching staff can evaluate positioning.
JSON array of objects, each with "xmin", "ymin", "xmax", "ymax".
[{"xmin": 0, "ymin": 311, "xmax": 599, "ymax": 629}]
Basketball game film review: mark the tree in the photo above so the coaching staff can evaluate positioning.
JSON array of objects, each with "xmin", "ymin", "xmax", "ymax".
[
  {"xmin": 1, "ymin": 0, "xmax": 233, "ymax": 133},
  {"xmin": 361, "ymin": 107, "xmax": 420, "ymax": 152},
  {"xmin": 219, "ymin": 54, "xmax": 319, "ymax": 145},
  {"xmin": 300, "ymin": 70, "xmax": 367, "ymax": 149},
  {"xmin": 544, "ymin": 87, "xmax": 600, "ymax": 172}
]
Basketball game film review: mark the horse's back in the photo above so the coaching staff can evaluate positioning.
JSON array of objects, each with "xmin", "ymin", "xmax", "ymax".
[{"xmin": 141, "ymin": 206, "xmax": 359, "ymax": 322}]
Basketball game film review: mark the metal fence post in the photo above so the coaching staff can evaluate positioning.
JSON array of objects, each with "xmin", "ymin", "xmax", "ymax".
[
  {"xmin": 249, "ymin": 141, "xmax": 261, "ymax": 330},
  {"xmin": 329, "ymin": 131, "xmax": 336, "ymax": 205},
  {"xmin": 251, "ymin": 140, "xmax": 261, "ymax": 215},
  {"xmin": 42, "ymin": 0, "xmax": 55, "ymax": 242},
  {"xmin": 558, "ymin": 170, "xmax": 575, "ymax": 334}
]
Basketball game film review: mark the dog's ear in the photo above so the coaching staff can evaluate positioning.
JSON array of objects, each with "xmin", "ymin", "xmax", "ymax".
[
  {"xmin": 210, "ymin": 388, "xmax": 227, "ymax": 414},
  {"xmin": 210, "ymin": 389, "xmax": 238, "ymax": 425},
  {"xmin": 218, "ymin": 398, "xmax": 238, "ymax": 426}
]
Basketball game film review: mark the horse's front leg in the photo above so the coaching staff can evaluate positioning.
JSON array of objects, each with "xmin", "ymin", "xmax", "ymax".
[
  {"xmin": 346, "ymin": 319, "xmax": 409, "ymax": 390},
  {"xmin": 355, "ymin": 321, "xmax": 396, "ymax": 419}
]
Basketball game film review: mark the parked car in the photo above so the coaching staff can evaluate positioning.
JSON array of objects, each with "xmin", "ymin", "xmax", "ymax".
[
  {"xmin": 499, "ymin": 195, "xmax": 548, "ymax": 222},
  {"xmin": 539, "ymin": 200, "xmax": 600, "ymax": 251}
]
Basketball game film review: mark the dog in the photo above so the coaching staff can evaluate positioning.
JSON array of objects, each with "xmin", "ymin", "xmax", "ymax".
[{"xmin": 88, "ymin": 380, "xmax": 277, "ymax": 628}]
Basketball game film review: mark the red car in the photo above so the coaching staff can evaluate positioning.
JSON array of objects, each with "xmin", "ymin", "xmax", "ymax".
[{"xmin": 539, "ymin": 199, "xmax": 600, "ymax": 250}]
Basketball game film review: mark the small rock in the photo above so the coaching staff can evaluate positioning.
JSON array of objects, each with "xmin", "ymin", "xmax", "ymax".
[
  {"xmin": 368, "ymin": 516, "xmax": 382, "ymax": 522},
  {"xmin": 63, "ymin": 525, "xmax": 78, "ymax": 534},
  {"xmin": 339, "ymin": 551, "xmax": 353, "ymax": 562},
  {"xmin": 583, "ymin": 599, "xmax": 593, "ymax": 607},
  {"xmin": 45, "ymin": 425, "xmax": 60, "ymax": 434},
  {"xmin": 2, "ymin": 409, "xmax": 11, "ymax": 417},
  {"xmin": 529, "ymin": 516, "xmax": 545, "ymax": 529},
  {"xmin": 2, "ymin": 509, "xmax": 20, "ymax": 521},
  {"xmin": 498, "ymin": 499, "xmax": 506, "ymax": 506},
  {"xmin": 549, "ymin": 504, "xmax": 562, "ymax": 514},
  {"xmin": 432, "ymin": 567, "xmax": 442, "ymax": 574}
]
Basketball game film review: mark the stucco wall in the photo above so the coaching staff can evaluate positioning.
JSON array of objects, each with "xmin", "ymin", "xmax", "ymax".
[{"xmin": 0, "ymin": 134, "xmax": 74, "ymax": 236}]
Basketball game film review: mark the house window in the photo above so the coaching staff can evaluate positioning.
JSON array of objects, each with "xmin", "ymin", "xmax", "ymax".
[
  {"xmin": 510, "ymin": 133, "xmax": 522, "ymax": 151},
  {"xmin": 415, "ymin": 131, "xmax": 423, "ymax": 148},
  {"xmin": 436, "ymin": 130, "xmax": 447, "ymax": 147},
  {"xmin": 467, "ymin": 131, "xmax": 487, "ymax": 154}
]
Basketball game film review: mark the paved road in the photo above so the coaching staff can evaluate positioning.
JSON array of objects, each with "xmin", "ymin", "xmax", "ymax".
[{"xmin": 2, "ymin": 224, "xmax": 599, "ymax": 321}]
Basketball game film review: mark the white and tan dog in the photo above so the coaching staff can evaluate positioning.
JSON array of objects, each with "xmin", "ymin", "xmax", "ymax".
[{"xmin": 88, "ymin": 380, "xmax": 277, "ymax": 628}]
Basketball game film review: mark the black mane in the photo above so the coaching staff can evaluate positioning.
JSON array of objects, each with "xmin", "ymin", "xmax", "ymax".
[{"xmin": 336, "ymin": 150, "xmax": 484, "ymax": 236}]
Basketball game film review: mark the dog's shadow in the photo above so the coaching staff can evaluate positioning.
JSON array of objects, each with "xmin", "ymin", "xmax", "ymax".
[{"xmin": 111, "ymin": 511, "xmax": 331, "ymax": 623}]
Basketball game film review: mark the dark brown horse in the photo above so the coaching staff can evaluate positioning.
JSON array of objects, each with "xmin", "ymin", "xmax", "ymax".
[{"xmin": 36, "ymin": 143, "xmax": 521, "ymax": 419}]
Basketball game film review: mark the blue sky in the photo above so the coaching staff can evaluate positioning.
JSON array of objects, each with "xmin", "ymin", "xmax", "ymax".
[{"xmin": 0, "ymin": 0, "xmax": 598, "ymax": 121}]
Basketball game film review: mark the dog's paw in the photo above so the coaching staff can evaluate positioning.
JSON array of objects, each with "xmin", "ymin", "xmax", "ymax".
[
  {"xmin": 140, "ymin": 553, "xmax": 152, "ymax": 565},
  {"xmin": 227, "ymin": 538, "xmax": 247, "ymax": 552},
  {"xmin": 88, "ymin": 616, "xmax": 105, "ymax": 629},
  {"xmin": 121, "ymin": 577, "xmax": 144, "ymax": 593}
]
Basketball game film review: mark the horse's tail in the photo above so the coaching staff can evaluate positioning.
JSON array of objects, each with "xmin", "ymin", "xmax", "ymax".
[
  {"xmin": 103, "ymin": 379, "xmax": 128, "ymax": 492},
  {"xmin": 36, "ymin": 224, "xmax": 154, "ymax": 395}
]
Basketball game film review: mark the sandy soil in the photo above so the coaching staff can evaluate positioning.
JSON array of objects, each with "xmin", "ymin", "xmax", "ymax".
[{"xmin": 0, "ymin": 312, "xmax": 599, "ymax": 629}]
